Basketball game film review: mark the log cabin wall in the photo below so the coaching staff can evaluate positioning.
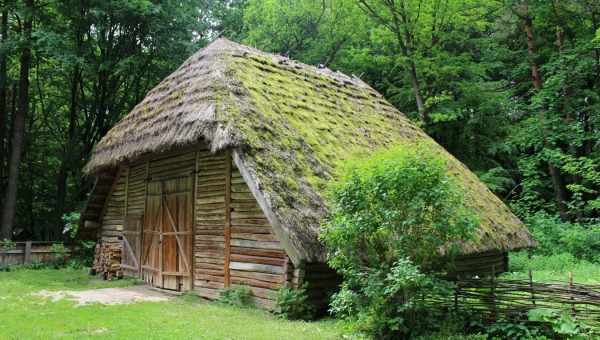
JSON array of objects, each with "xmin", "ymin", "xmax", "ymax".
[
  {"xmin": 96, "ymin": 144, "xmax": 293, "ymax": 308},
  {"xmin": 452, "ymin": 251, "xmax": 509, "ymax": 278},
  {"xmin": 99, "ymin": 167, "xmax": 128, "ymax": 245},
  {"xmin": 193, "ymin": 148, "xmax": 227, "ymax": 298},
  {"xmin": 194, "ymin": 148, "xmax": 289, "ymax": 308},
  {"xmin": 228, "ymin": 162, "xmax": 288, "ymax": 308}
]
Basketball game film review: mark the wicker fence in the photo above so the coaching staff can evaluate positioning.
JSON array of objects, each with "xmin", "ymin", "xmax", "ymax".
[
  {"xmin": 0, "ymin": 241, "xmax": 71, "ymax": 267},
  {"xmin": 444, "ymin": 271, "xmax": 600, "ymax": 328}
]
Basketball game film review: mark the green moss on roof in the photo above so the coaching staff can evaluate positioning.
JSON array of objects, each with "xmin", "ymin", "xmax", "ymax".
[{"xmin": 84, "ymin": 38, "xmax": 535, "ymax": 263}]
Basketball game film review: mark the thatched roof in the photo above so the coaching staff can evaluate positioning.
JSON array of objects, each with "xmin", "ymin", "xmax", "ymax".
[{"xmin": 85, "ymin": 38, "xmax": 535, "ymax": 264}]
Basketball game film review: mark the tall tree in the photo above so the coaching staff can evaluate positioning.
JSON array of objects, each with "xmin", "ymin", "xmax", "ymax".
[
  {"xmin": 356, "ymin": 0, "xmax": 429, "ymax": 123},
  {"xmin": 517, "ymin": 1, "xmax": 568, "ymax": 219},
  {"xmin": 1, "ymin": 0, "xmax": 33, "ymax": 239},
  {"xmin": 0, "ymin": 5, "xmax": 8, "ymax": 197}
]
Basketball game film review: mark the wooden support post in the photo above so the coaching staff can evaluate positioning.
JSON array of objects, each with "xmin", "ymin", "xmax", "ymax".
[
  {"xmin": 491, "ymin": 265, "xmax": 497, "ymax": 321},
  {"xmin": 24, "ymin": 241, "xmax": 31, "ymax": 264},
  {"xmin": 529, "ymin": 269, "xmax": 535, "ymax": 306},
  {"xmin": 454, "ymin": 275, "xmax": 460, "ymax": 311},
  {"xmin": 224, "ymin": 150, "xmax": 232, "ymax": 288},
  {"xmin": 569, "ymin": 271, "xmax": 576, "ymax": 317},
  {"xmin": 189, "ymin": 150, "xmax": 199, "ymax": 291}
]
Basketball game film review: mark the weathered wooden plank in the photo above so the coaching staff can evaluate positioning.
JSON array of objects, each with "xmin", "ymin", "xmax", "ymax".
[
  {"xmin": 229, "ymin": 270, "xmax": 284, "ymax": 283},
  {"xmin": 231, "ymin": 233, "xmax": 277, "ymax": 242},
  {"xmin": 230, "ymin": 226, "xmax": 271, "ymax": 235},
  {"xmin": 195, "ymin": 287, "xmax": 221, "ymax": 299},
  {"xmin": 231, "ymin": 276, "xmax": 283, "ymax": 290},
  {"xmin": 230, "ymin": 254, "xmax": 286, "ymax": 266},
  {"xmin": 230, "ymin": 246, "xmax": 286, "ymax": 258},
  {"xmin": 230, "ymin": 239, "xmax": 283, "ymax": 250},
  {"xmin": 194, "ymin": 281, "xmax": 224, "ymax": 289},
  {"xmin": 229, "ymin": 261, "xmax": 284, "ymax": 275}
]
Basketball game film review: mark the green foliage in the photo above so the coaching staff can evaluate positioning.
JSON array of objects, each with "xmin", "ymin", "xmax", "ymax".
[
  {"xmin": 61, "ymin": 212, "xmax": 80, "ymax": 239},
  {"xmin": 273, "ymin": 284, "xmax": 315, "ymax": 321},
  {"xmin": 71, "ymin": 240, "xmax": 96, "ymax": 268},
  {"xmin": 49, "ymin": 243, "xmax": 68, "ymax": 268},
  {"xmin": 1, "ymin": 239, "xmax": 16, "ymax": 251},
  {"xmin": 528, "ymin": 308, "xmax": 592, "ymax": 338},
  {"xmin": 506, "ymin": 252, "xmax": 600, "ymax": 285},
  {"xmin": 218, "ymin": 286, "xmax": 254, "ymax": 307},
  {"xmin": 20, "ymin": 260, "xmax": 47, "ymax": 270},
  {"xmin": 524, "ymin": 212, "xmax": 600, "ymax": 263},
  {"xmin": 322, "ymin": 144, "xmax": 477, "ymax": 338},
  {"xmin": 480, "ymin": 320, "xmax": 541, "ymax": 339}
]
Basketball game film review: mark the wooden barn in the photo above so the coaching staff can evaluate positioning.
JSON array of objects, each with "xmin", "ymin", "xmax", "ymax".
[{"xmin": 80, "ymin": 38, "xmax": 535, "ymax": 309}]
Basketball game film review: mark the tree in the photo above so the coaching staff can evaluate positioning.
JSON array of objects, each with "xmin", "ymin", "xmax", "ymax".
[
  {"xmin": 356, "ymin": 0, "xmax": 428, "ymax": 122},
  {"xmin": 0, "ymin": 6, "xmax": 8, "ymax": 194},
  {"xmin": 1, "ymin": 0, "xmax": 33, "ymax": 239}
]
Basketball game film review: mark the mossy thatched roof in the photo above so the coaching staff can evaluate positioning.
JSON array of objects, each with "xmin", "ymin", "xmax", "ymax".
[{"xmin": 85, "ymin": 38, "xmax": 535, "ymax": 264}]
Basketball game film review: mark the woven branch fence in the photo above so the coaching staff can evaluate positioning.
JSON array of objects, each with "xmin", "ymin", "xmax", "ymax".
[{"xmin": 437, "ymin": 271, "xmax": 600, "ymax": 329}]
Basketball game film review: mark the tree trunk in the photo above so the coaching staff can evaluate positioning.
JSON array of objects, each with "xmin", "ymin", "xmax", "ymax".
[
  {"xmin": 522, "ymin": 9, "xmax": 569, "ymax": 219},
  {"xmin": 524, "ymin": 16, "xmax": 542, "ymax": 91},
  {"xmin": 0, "ymin": 9, "xmax": 8, "ymax": 198},
  {"xmin": 0, "ymin": 0, "xmax": 33, "ymax": 240},
  {"xmin": 55, "ymin": 67, "xmax": 79, "ymax": 231},
  {"xmin": 408, "ymin": 60, "xmax": 427, "ymax": 122}
]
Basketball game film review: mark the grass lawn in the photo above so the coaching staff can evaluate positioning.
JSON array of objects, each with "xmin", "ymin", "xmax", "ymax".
[
  {"xmin": 502, "ymin": 252, "xmax": 600, "ymax": 284},
  {"xmin": 0, "ymin": 268, "xmax": 345, "ymax": 340}
]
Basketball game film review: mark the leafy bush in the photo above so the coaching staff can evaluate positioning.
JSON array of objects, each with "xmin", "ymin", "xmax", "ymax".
[
  {"xmin": 525, "ymin": 212, "xmax": 600, "ymax": 262},
  {"xmin": 321, "ymin": 144, "xmax": 478, "ymax": 338},
  {"xmin": 50, "ymin": 243, "xmax": 68, "ymax": 268},
  {"xmin": 273, "ymin": 283, "xmax": 315, "ymax": 320},
  {"xmin": 1, "ymin": 239, "xmax": 16, "ymax": 251},
  {"xmin": 20, "ymin": 260, "xmax": 47, "ymax": 270},
  {"xmin": 70, "ymin": 240, "xmax": 96, "ymax": 267},
  {"xmin": 218, "ymin": 286, "xmax": 254, "ymax": 307},
  {"xmin": 528, "ymin": 308, "xmax": 592, "ymax": 338},
  {"xmin": 62, "ymin": 212, "xmax": 81, "ymax": 239}
]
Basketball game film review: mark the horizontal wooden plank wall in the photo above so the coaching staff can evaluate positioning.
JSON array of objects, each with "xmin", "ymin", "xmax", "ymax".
[
  {"xmin": 452, "ymin": 251, "xmax": 508, "ymax": 278},
  {"xmin": 96, "ymin": 145, "xmax": 299, "ymax": 308},
  {"xmin": 100, "ymin": 167, "xmax": 128, "ymax": 244},
  {"xmin": 229, "ymin": 163, "xmax": 287, "ymax": 308},
  {"xmin": 126, "ymin": 161, "xmax": 147, "ymax": 217},
  {"xmin": 194, "ymin": 147, "xmax": 227, "ymax": 299}
]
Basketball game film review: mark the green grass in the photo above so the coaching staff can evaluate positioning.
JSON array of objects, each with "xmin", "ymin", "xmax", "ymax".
[
  {"xmin": 0, "ymin": 268, "xmax": 345, "ymax": 340},
  {"xmin": 502, "ymin": 252, "xmax": 600, "ymax": 284}
]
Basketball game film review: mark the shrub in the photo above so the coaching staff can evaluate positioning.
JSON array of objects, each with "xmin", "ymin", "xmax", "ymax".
[
  {"xmin": 70, "ymin": 240, "xmax": 96, "ymax": 267},
  {"xmin": 1, "ymin": 239, "xmax": 16, "ymax": 251},
  {"xmin": 274, "ymin": 283, "xmax": 315, "ymax": 320},
  {"xmin": 218, "ymin": 286, "xmax": 254, "ymax": 307},
  {"xmin": 62, "ymin": 211, "xmax": 81, "ymax": 239},
  {"xmin": 321, "ymin": 144, "xmax": 478, "ymax": 338},
  {"xmin": 528, "ymin": 308, "xmax": 592, "ymax": 338},
  {"xmin": 525, "ymin": 212, "xmax": 600, "ymax": 262},
  {"xmin": 50, "ymin": 243, "xmax": 68, "ymax": 268}
]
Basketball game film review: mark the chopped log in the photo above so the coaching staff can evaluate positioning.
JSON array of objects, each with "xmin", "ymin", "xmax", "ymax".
[{"xmin": 92, "ymin": 242, "xmax": 122, "ymax": 280}]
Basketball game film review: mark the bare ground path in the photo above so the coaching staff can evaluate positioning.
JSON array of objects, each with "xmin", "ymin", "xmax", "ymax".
[{"xmin": 33, "ymin": 285, "xmax": 171, "ymax": 306}]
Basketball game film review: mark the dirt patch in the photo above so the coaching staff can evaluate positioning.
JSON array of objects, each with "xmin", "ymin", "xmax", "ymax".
[{"xmin": 33, "ymin": 285, "xmax": 171, "ymax": 306}]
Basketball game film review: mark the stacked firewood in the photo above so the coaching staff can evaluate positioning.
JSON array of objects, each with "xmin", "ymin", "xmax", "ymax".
[{"xmin": 91, "ymin": 242, "xmax": 123, "ymax": 280}]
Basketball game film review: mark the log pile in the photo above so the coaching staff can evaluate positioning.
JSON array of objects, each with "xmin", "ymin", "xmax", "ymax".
[{"xmin": 91, "ymin": 242, "xmax": 123, "ymax": 280}]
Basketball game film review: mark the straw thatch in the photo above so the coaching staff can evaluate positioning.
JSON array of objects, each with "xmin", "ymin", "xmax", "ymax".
[{"xmin": 84, "ymin": 38, "xmax": 535, "ymax": 263}]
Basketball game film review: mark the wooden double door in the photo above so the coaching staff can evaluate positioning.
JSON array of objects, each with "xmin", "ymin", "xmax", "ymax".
[{"xmin": 124, "ymin": 176, "xmax": 193, "ymax": 291}]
